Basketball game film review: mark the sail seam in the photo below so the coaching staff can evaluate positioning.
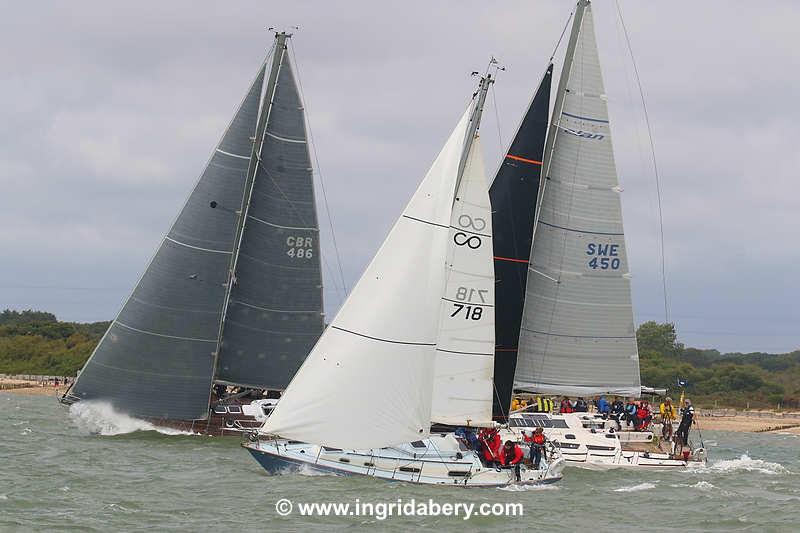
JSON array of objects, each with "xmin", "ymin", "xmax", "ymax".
[
  {"xmin": 115, "ymin": 321, "xmax": 218, "ymax": 342},
  {"xmin": 561, "ymin": 111, "xmax": 609, "ymax": 123},
  {"xmin": 216, "ymin": 148, "xmax": 251, "ymax": 159},
  {"xmin": 231, "ymin": 299, "xmax": 322, "ymax": 314},
  {"xmin": 493, "ymin": 255, "xmax": 529, "ymax": 264},
  {"xmin": 238, "ymin": 251, "xmax": 320, "ymax": 271},
  {"xmin": 224, "ymin": 318, "xmax": 321, "ymax": 336},
  {"xmin": 330, "ymin": 325, "xmax": 435, "ymax": 346},
  {"xmin": 164, "ymin": 236, "xmax": 232, "ymax": 254},
  {"xmin": 88, "ymin": 359, "xmax": 210, "ymax": 379},
  {"xmin": 538, "ymin": 220, "xmax": 624, "ymax": 236},
  {"xmin": 247, "ymin": 214, "xmax": 319, "ymax": 231},
  {"xmin": 448, "ymin": 225, "xmax": 491, "ymax": 238},
  {"xmin": 131, "ymin": 297, "xmax": 221, "ymax": 314},
  {"xmin": 528, "ymin": 293, "xmax": 631, "ymax": 307},
  {"xmin": 402, "ymin": 214, "xmax": 449, "ymax": 229},
  {"xmin": 435, "ymin": 348, "xmax": 493, "ymax": 357},
  {"xmin": 505, "ymin": 154, "xmax": 543, "ymax": 165},
  {"xmin": 521, "ymin": 327, "xmax": 634, "ymax": 340},
  {"xmin": 441, "ymin": 296, "xmax": 494, "ymax": 308},
  {"xmin": 265, "ymin": 130, "xmax": 307, "ymax": 143}
]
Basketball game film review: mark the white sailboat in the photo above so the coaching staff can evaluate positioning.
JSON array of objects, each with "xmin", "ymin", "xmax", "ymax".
[
  {"xmin": 243, "ymin": 72, "xmax": 564, "ymax": 486},
  {"xmin": 495, "ymin": 0, "xmax": 705, "ymax": 469}
]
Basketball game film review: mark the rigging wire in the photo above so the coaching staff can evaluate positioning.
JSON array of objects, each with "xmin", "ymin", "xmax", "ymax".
[
  {"xmin": 614, "ymin": 0, "xmax": 670, "ymax": 324},
  {"xmin": 489, "ymin": 82, "xmax": 504, "ymax": 152},
  {"xmin": 288, "ymin": 41, "xmax": 349, "ymax": 304},
  {"xmin": 549, "ymin": 8, "xmax": 575, "ymax": 63}
]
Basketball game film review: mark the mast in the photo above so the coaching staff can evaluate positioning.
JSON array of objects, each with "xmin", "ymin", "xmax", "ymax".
[
  {"xmin": 211, "ymin": 31, "xmax": 290, "ymax": 387},
  {"xmin": 532, "ymin": 0, "xmax": 588, "ymax": 243},
  {"xmin": 456, "ymin": 74, "xmax": 492, "ymax": 193}
]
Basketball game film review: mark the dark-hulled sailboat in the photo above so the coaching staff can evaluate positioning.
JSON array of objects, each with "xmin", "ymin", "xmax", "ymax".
[{"xmin": 61, "ymin": 32, "xmax": 325, "ymax": 435}]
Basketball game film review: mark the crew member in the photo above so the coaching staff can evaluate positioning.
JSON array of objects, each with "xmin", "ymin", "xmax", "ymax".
[
  {"xmin": 610, "ymin": 398, "xmax": 625, "ymax": 430},
  {"xmin": 559, "ymin": 397, "xmax": 574, "ymax": 414},
  {"xmin": 659, "ymin": 397, "xmax": 677, "ymax": 441},
  {"xmin": 501, "ymin": 440, "xmax": 525, "ymax": 481},
  {"xmin": 676, "ymin": 398, "xmax": 695, "ymax": 452},
  {"xmin": 597, "ymin": 395, "xmax": 610, "ymax": 417},
  {"xmin": 479, "ymin": 428, "xmax": 503, "ymax": 466},
  {"xmin": 635, "ymin": 400, "xmax": 652, "ymax": 431},
  {"xmin": 524, "ymin": 427, "xmax": 548, "ymax": 470}
]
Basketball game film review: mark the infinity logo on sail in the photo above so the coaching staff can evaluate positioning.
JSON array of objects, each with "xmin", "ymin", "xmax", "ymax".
[{"xmin": 562, "ymin": 128, "xmax": 604, "ymax": 141}]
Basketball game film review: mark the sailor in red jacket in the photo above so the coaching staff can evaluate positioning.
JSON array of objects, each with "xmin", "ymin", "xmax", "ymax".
[
  {"xmin": 523, "ymin": 427, "xmax": 548, "ymax": 469},
  {"xmin": 479, "ymin": 428, "xmax": 503, "ymax": 466},
  {"xmin": 501, "ymin": 440, "xmax": 524, "ymax": 481}
]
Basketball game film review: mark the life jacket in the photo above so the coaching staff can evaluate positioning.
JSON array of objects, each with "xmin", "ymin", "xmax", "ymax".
[
  {"xmin": 660, "ymin": 403, "xmax": 676, "ymax": 420},
  {"xmin": 533, "ymin": 433, "xmax": 546, "ymax": 446},
  {"xmin": 481, "ymin": 431, "xmax": 502, "ymax": 461},
  {"xmin": 534, "ymin": 397, "xmax": 553, "ymax": 413},
  {"xmin": 560, "ymin": 400, "xmax": 574, "ymax": 413}
]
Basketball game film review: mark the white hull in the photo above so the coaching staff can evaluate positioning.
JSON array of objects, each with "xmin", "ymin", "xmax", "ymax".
[
  {"xmin": 506, "ymin": 412, "xmax": 705, "ymax": 469},
  {"xmin": 244, "ymin": 433, "xmax": 564, "ymax": 487}
]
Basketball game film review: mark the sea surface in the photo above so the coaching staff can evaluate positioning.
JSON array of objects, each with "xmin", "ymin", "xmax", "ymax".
[{"xmin": 2, "ymin": 393, "xmax": 799, "ymax": 532}]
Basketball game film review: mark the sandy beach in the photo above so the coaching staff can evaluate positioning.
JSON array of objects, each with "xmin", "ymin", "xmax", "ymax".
[
  {"xmin": 3, "ymin": 377, "xmax": 799, "ymax": 434},
  {"xmin": 1, "ymin": 378, "xmax": 68, "ymax": 397},
  {"xmin": 698, "ymin": 413, "xmax": 800, "ymax": 434}
]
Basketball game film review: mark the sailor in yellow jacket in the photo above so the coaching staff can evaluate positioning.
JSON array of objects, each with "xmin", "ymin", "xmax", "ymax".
[{"xmin": 659, "ymin": 397, "xmax": 677, "ymax": 440}]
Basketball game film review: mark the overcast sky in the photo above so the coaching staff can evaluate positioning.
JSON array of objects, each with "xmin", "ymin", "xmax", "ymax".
[{"xmin": 2, "ymin": 1, "xmax": 798, "ymax": 353}]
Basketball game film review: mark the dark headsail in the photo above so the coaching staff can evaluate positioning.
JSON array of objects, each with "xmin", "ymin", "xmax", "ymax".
[
  {"xmin": 64, "ymin": 65, "xmax": 267, "ymax": 420},
  {"xmin": 489, "ymin": 65, "xmax": 552, "ymax": 420},
  {"xmin": 215, "ymin": 46, "xmax": 325, "ymax": 389}
]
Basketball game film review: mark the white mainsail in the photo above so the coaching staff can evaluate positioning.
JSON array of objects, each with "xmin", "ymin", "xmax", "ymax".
[
  {"xmin": 261, "ymin": 107, "xmax": 472, "ymax": 450},
  {"xmin": 431, "ymin": 135, "xmax": 495, "ymax": 426},
  {"xmin": 515, "ymin": 1, "xmax": 641, "ymax": 397}
]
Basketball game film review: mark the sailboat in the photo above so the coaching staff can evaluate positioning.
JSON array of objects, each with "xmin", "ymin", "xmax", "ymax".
[
  {"xmin": 243, "ymin": 72, "xmax": 565, "ymax": 486},
  {"xmin": 491, "ymin": 1, "xmax": 705, "ymax": 468},
  {"xmin": 60, "ymin": 32, "xmax": 326, "ymax": 436}
]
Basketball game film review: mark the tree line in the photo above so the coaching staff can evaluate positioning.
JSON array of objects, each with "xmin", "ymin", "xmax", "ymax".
[{"xmin": 1, "ymin": 309, "xmax": 798, "ymax": 409}]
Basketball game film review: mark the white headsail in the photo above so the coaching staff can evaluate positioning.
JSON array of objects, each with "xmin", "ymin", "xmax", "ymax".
[
  {"xmin": 261, "ymin": 107, "xmax": 472, "ymax": 449},
  {"xmin": 515, "ymin": 1, "xmax": 641, "ymax": 397},
  {"xmin": 431, "ymin": 135, "xmax": 495, "ymax": 426}
]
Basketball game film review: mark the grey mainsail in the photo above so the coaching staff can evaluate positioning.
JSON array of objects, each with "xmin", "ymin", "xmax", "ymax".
[
  {"xmin": 515, "ymin": 1, "xmax": 641, "ymax": 397},
  {"xmin": 66, "ymin": 65, "xmax": 267, "ymax": 420},
  {"xmin": 215, "ymin": 48, "xmax": 324, "ymax": 389}
]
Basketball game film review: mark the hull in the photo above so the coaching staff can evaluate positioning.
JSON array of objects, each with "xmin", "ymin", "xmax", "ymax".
[
  {"xmin": 61, "ymin": 393, "xmax": 276, "ymax": 437},
  {"xmin": 243, "ymin": 434, "xmax": 564, "ymax": 487},
  {"xmin": 506, "ymin": 412, "xmax": 706, "ymax": 469}
]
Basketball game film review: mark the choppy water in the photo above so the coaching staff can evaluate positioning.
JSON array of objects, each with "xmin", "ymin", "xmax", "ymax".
[{"xmin": 2, "ymin": 393, "xmax": 799, "ymax": 531}]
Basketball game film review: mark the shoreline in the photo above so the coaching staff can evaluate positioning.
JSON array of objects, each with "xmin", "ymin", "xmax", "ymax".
[{"xmin": 2, "ymin": 379, "xmax": 799, "ymax": 435}]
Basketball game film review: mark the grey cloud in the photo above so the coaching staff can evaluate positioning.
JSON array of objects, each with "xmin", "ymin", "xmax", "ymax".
[{"xmin": 1, "ymin": 0, "xmax": 798, "ymax": 352}]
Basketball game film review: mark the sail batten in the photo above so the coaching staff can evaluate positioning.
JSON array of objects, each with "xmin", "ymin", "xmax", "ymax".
[{"xmin": 514, "ymin": 1, "xmax": 641, "ymax": 398}]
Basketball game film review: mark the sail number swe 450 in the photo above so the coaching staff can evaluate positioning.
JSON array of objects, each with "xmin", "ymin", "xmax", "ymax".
[{"xmin": 586, "ymin": 242, "xmax": 620, "ymax": 270}]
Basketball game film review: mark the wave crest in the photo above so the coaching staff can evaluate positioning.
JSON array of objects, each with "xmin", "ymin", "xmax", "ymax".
[
  {"xmin": 69, "ymin": 401, "xmax": 195, "ymax": 436},
  {"xmin": 614, "ymin": 482, "xmax": 656, "ymax": 492},
  {"xmin": 687, "ymin": 454, "xmax": 790, "ymax": 475}
]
